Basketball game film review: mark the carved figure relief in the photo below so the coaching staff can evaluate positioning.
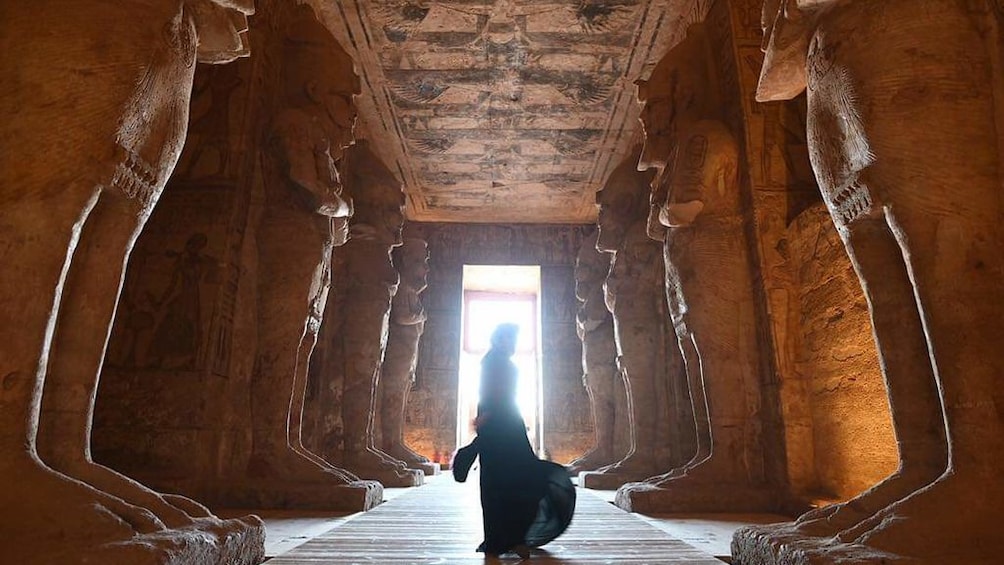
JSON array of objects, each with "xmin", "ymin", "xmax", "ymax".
[
  {"xmin": 734, "ymin": 2, "xmax": 1004, "ymax": 563},
  {"xmin": 146, "ymin": 233, "xmax": 217, "ymax": 370},
  {"xmin": 176, "ymin": 64, "xmax": 245, "ymax": 179},
  {"xmin": 1, "ymin": 1, "xmax": 264, "ymax": 562}
]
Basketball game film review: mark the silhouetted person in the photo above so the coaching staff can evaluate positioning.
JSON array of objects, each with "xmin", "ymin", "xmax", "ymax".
[{"xmin": 453, "ymin": 323, "xmax": 575, "ymax": 558}]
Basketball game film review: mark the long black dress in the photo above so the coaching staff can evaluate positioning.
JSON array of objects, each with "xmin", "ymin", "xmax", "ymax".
[{"xmin": 469, "ymin": 348, "xmax": 575, "ymax": 555}]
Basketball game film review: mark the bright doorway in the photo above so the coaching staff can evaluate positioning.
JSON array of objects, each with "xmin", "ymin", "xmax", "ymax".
[{"xmin": 457, "ymin": 265, "xmax": 543, "ymax": 454}]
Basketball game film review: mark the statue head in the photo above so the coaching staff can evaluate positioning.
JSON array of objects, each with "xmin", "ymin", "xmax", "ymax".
[
  {"xmin": 343, "ymin": 139, "xmax": 406, "ymax": 246},
  {"xmin": 283, "ymin": 6, "xmax": 362, "ymax": 160},
  {"xmin": 757, "ymin": 0, "xmax": 812, "ymax": 102},
  {"xmin": 635, "ymin": 22, "xmax": 716, "ymax": 173},
  {"xmin": 191, "ymin": 0, "xmax": 255, "ymax": 64},
  {"xmin": 595, "ymin": 145, "xmax": 654, "ymax": 253},
  {"xmin": 395, "ymin": 238, "xmax": 430, "ymax": 292}
]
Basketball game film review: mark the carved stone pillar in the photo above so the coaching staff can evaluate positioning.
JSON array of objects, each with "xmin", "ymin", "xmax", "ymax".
[
  {"xmin": 235, "ymin": 6, "xmax": 382, "ymax": 512},
  {"xmin": 377, "ymin": 238, "xmax": 439, "ymax": 475},
  {"xmin": 615, "ymin": 21, "xmax": 773, "ymax": 514},
  {"xmin": 1, "ymin": 1, "xmax": 265, "ymax": 563},
  {"xmin": 580, "ymin": 147, "xmax": 677, "ymax": 489},
  {"xmin": 311, "ymin": 140, "xmax": 423, "ymax": 487},
  {"xmin": 566, "ymin": 231, "xmax": 623, "ymax": 474},
  {"xmin": 734, "ymin": 1, "xmax": 1004, "ymax": 563}
]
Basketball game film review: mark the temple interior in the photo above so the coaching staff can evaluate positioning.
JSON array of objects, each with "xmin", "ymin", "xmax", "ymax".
[{"xmin": 3, "ymin": 0, "xmax": 1002, "ymax": 563}]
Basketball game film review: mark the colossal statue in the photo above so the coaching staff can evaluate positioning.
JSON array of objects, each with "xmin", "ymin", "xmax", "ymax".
[
  {"xmin": 734, "ymin": 1, "xmax": 1003, "ymax": 563},
  {"xmin": 580, "ymin": 146, "xmax": 672, "ymax": 489},
  {"xmin": 1, "ymin": 1, "xmax": 264, "ymax": 562},
  {"xmin": 566, "ymin": 231, "xmax": 623, "ymax": 474},
  {"xmin": 314, "ymin": 139, "xmax": 423, "ymax": 487},
  {"xmin": 245, "ymin": 6, "xmax": 382, "ymax": 511},
  {"xmin": 378, "ymin": 238, "xmax": 438, "ymax": 475},
  {"xmin": 615, "ymin": 22, "xmax": 773, "ymax": 514}
]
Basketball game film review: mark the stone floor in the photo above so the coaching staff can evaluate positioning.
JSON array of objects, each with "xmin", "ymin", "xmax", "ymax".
[{"xmin": 222, "ymin": 473, "xmax": 789, "ymax": 563}]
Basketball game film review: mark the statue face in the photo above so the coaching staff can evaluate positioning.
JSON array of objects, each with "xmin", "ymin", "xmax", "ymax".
[
  {"xmin": 638, "ymin": 94, "xmax": 676, "ymax": 172},
  {"xmin": 309, "ymin": 79, "xmax": 359, "ymax": 162},
  {"xmin": 399, "ymin": 241, "xmax": 429, "ymax": 291},
  {"xmin": 596, "ymin": 173, "xmax": 647, "ymax": 252},
  {"xmin": 574, "ymin": 235, "xmax": 606, "ymax": 300},
  {"xmin": 383, "ymin": 201, "xmax": 406, "ymax": 246},
  {"xmin": 595, "ymin": 187, "xmax": 627, "ymax": 253}
]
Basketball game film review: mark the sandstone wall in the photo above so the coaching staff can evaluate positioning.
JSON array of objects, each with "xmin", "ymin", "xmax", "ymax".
[{"xmin": 789, "ymin": 205, "xmax": 897, "ymax": 500}]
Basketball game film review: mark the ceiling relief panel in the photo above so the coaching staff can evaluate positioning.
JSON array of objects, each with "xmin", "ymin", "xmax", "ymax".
[{"xmin": 309, "ymin": 0, "xmax": 711, "ymax": 223}]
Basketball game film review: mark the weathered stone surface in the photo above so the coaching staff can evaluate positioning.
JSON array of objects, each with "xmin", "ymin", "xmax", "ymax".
[
  {"xmin": 377, "ymin": 238, "xmax": 439, "ymax": 475},
  {"xmin": 1, "ymin": 0, "xmax": 264, "ymax": 562},
  {"xmin": 614, "ymin": 21, "xmax": 773, "ymax": 513},
  {"xmin": 733, "ymin": 1, "xmax": 1004, "ymax": 563}
]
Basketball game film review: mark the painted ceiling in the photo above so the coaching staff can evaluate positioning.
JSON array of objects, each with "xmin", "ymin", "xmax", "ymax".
[{"xmin": 311, "ymin": 0, "xmax": 709, "ymax": 223}]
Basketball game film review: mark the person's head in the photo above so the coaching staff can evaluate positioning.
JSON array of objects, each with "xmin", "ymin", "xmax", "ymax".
[{"xmin": 490, "ymin": 323, "xmax": 519, "ymax": 356}]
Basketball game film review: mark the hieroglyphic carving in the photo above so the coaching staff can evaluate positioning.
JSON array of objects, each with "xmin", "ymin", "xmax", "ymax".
[
  {"xmin": 541, "ymin": 265, "xmax": 594, "ymax": 462},
  {"xmin": 305, "ymin": 0, "xmax": 714, "ymax": 222}
]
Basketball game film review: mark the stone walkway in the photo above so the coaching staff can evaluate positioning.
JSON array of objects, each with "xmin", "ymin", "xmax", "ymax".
[{"xmin": 266, "ymin": 472, "xmax": 727, "ymax": 564}]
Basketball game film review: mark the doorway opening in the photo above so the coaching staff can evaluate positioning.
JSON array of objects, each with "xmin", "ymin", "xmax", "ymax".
[{"xmin": 457, "ymin": 265, "xmax": 543, "ymax": 454}]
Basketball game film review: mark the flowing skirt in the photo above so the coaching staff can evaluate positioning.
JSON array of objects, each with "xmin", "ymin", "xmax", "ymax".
[{"xmin": 473, "ymin": 409, "xmax": 575, "ymax": 554}]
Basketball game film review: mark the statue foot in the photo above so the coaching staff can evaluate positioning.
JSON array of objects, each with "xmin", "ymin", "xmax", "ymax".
[
  {"xmin": 384, "ymin": 442, "xmax": 439, "ymax": 475},
  {"xmin": 0, "ymin": 456, "xmax": 244, "ymax": 564},
  {"xmin": 50, "ymin": 456, "xmax": 266, "ymax": 561},
  {"xmin": 794, "ymin": 466, "xmax": 941, "ymax": 537},
  {"xmin": 837, "ymin": 471, "xmax": 1004, "ymax": 563},
  {"xmin": 51, "ymin": 456, "xmax": 199, "ymax": 528},
  {"xmin": 579, "ymin": 453, "xmax": 661, "ymax": 489},
  {"xmin": 615, "ymin": 466, "xmax": 773, "ymax": 513},
  {"xmin": 289, "ymin": 442, "xmax": 363, "ymax": 482},
  {"xmin": 565, "ymin": 448, "xmax": 616, "ymax": 475},
  {"xmin": 228, "ymin": 448, "xmax": 383, "ymax": 510},
  {"xmin": 344, "ymin": 448, "xmax": 424, "ymax": 487}
]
